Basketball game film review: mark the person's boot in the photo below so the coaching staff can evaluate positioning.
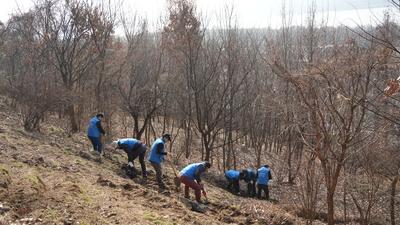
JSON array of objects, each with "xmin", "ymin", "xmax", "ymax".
[
  {"xmin": 159, "ymin": 182, "xmax": 168, "ymax": 189},
  {"xmin": 142, "ymin": 170, "xmax": 148, "ymax": 179}
]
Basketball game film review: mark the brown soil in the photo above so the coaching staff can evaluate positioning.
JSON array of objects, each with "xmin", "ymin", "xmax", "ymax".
[{"xmin": 0, "ymin": 99, "xmax": 316, "ymax": 225}]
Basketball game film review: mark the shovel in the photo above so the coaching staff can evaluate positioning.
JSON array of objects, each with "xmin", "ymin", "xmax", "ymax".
[
  {"xmin": 167, "ymin": 160, "xmax": 181, "ymax": 188},
  {"xmin": 201, "ymin": 187, "xmax": 209, "ymax": 204}
]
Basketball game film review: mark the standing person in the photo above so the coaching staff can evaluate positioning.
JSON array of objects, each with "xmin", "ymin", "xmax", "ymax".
[
  {"xmin": 112, "ymin": 138, "xmax": 147, "ymax": 179},
  {"xmin": 243, "ymin": 169, "xmax": 257, "ymax": 197},
  {"xmin": 257, "ymin": 165, "xmax": 272, "ymax": 200},
  {"xmin": 179, "ymin": 161, "xmax": 211, "ymax": 203},
  {"xmin": 224, "ymin": 169, "xmax": 246, "ymax": 195},
  {"xmin": 87, "ymin": 113, "xmax": 106, "ymax": 155},
  {"xmin": 147, "ymin": 133, "xmax": 171, "ymax": 188}
]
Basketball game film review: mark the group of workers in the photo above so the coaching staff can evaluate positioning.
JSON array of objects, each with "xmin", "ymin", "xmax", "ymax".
[
  {"xmin": 86, "ymin": 113, "xmax": 272, "ymax": 204},
  {"xmin": 225, "ymin": 165, "xmax": 272, "ymax": 200}
]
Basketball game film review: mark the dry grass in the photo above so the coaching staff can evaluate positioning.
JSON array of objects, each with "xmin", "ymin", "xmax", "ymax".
[{"xmin": 0, "ymin": 98, "xmax": 314, "ymax": 225}]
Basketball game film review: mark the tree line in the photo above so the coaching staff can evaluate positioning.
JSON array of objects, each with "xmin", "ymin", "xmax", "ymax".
[{"xmin": 0, "ymin": 0, "xmax": 399, "ymax": 224}]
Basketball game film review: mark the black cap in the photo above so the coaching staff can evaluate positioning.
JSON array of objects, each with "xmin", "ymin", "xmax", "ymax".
[
  {"xmin": 162, "ymin": 133, "xmax": 171, "ymax": 141},
  {"xmin": 204, "ymin": 161, "xmax": 211, "ymax": 168},
  {"xmin": 96, "ymin": 113, "xmax": 104, "ymax": 118}
]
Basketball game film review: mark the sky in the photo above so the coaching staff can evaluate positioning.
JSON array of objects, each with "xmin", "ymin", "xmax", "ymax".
[{"xmin": 0, "ymin": 0, "xmax": 395, "ymax": 30}]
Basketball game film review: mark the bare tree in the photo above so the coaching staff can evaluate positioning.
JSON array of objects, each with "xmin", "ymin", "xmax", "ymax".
[
  {"xmin": 271, "ymin": 39, "xmax": 380, "ymax": 225},
  {"xmin": 34, "ymin": 0, "xmax": 115, "ymax": 132},
  {"xmin": 117, "ymin": 17, "xmax": 165, "ymax": 139},
  {"xmin": 163, "ymin": 0, "xmax": 203, "ymax": 158},
  {"xmin": 3, "ymin": 12, "xmax": 66, "ymax": 131}
]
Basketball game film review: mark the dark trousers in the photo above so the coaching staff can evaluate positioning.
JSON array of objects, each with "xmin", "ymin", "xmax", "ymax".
[
  {"xmin": 88, "ymin": 136, "xmax": 102, "ymax": 153},
  {"xmin": 150, "ymin": 162, "xmax": 164, "ymax": 186},
  {"xmin": 227, "ymin": 178, "xmax": 240, "ymax": 194},
  {"xmin": 247, "ymin": 180, "xmax": 256, "ymax": 197},
  {"xmin": 257, "ymin": 184, "xmax": 269, "ymax": 200},
  {"xmin": 122, "ymin": 147, "xmax": 147, "ymax": 178},
  {"xmin": 180, "ymin": 175, "xmax": 202, "ymax": 202}
]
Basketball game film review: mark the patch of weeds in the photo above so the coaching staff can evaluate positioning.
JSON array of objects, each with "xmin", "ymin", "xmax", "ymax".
[
  {"xmin": 48, "ymin": 126, "xmax": 64, "ymax": 134},
  {"xmin": 26, "ymin": 173, "xmax": 39, "ymax": 185},
  {"xmin": 42, "ymin": 208, "xmax": 60, "ymax": 221},
  {"xmin": 143, "ymin": 212, "xmax": 172, "ymax": 225},
  {"xmin": 230, "ymin": 204, "xmax": 240, "ymax": 211},
  {"xmin": 81, "ymin": 193, "xmax": 92, "ymax": 204},
  {"xmin": 77, "ymin": 222, "xmax": 90, "ymax": 225},
  {"xmin": 0, "ymin": 164, "xmax": 11, "ymax": 188},
  {"xmin": 0, "ymin": 164, "xmax": 9, "ymax": 174},
  {"xmin": 15, "ymin": 128, "xmax": 26, "ymax": 136},
  {"xmin": 78, "ymin": 186, "xmax": 93, "ymax": 204},
  {"xmin": 270, "ymin": 198, "xmax": 279, "ymax": 204},
  {"xmin": 25, "ymin": 172, "xmax": 46, "ymax": 190},
  {"xmin": 74, "ymin": 159, "xmax": 82, "ymax": 165},
  {"xmin": 13, "ymin": 161, "xmax": 26, "ymax": 168}
]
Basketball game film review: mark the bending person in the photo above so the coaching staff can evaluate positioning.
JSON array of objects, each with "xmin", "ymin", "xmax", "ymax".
[
  {"xmin": 113, "ymin": 138, "xmax": 147, "ymax": 179},
  {"xmin": 179, "ymin": 161, "xmax": 211, "ymax": 203}
]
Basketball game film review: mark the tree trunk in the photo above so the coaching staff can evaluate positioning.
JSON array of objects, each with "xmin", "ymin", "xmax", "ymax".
[
  {"xmin": 390, "ymin": 176, "xmax": 399, "ymax": 225},
  {"xmin": 227, "ymin": 143, "xmax": 232, "ymax": 169},
  {"xmin": 185, "ymin": 120, "xmax": 191, "ymax": 158},
  {"xmin": 68, "ymin": 104, "xmax": 78, "ymax": 133},
  {"xmin": 327, "ymin": 191, "xmax": 335, "ymax": 225},
  {"xmin": 133, "ymin": 115, "xmax": 140, "ymax": 139},
  {"xmin": 343, "ymin": 176, "xmax": 347, "ymax": 223},
  {"xmin": 256, "ymin": 146, "xmax": 261, "ymax": 168},
  {"xmin": 204, "ymin": 136, "xmax": 211, "ymax": 162}
]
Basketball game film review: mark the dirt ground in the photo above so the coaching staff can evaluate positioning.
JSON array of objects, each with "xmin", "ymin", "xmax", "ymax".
[{"xmin": 0, "ymin": 100, "xmax": 321, "ymax": 225}]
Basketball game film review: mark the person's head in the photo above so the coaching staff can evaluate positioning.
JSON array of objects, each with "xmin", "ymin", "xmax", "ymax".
[
  {"xmin": 96, "ymin": 113, "xmax": 104, "ymax": 121},
  {"xmin": 263, "ymin": 164, "xmax": 269, "ymax": 168},
  {"xmin": 162, "ymin": 133, "xmax": 172, "ymax": 142},
  {"xmin": 203, "ymin": 161, "xmax": 211, "ymax": 172}
]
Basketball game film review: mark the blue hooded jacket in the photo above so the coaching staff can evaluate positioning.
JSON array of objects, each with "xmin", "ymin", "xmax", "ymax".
[
  {"xmin": 87, "ymin": 116, "xmax": 101, "ymax": 137},
  {"xmin": 147, "ymin": 138, "xmax": 166, "ymax": 164},
  {"xmin": 225, "ymin": 170, "xmax": 240, "ymax": 181},
  {"xmin": 118, "ymin": 138, "xmax": 141, "ymax": 151},
  {"xmin": 180, "ymin": 162, "xmax": 207, "ymax": 182},
  {"xmin": 244, "ymin": 169, "xmax": 257, "ymax": 182},
  {"xmin": 257, "ymin": 167, "xmax": 271, "ymax": 185}
]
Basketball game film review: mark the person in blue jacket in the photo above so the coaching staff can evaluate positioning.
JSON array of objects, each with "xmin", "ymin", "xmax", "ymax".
[
  {"xmin": 243, "ymin": 168, "xmax": 257, "ymax": 197},
  {"xmin": 113, "ymin": 138, "xmax": 147, "ymax": 179},
  {"xmin": 87, "ymin": 113, "xmax": 106, "ymax": 154},
  {"xmin": 257, "ymin": 165, "xmax": 272, "ymax": 200},
  {"xmin": 224, "ymin": 169, "xmax": 246, "ymax": 195},
  {"xmin": 179, "ymin": 161, "xmax": 211, "ymax": 203},
  {"xmin": 147, "ymin": 133, "xmax": 171, "ymax": 188}
]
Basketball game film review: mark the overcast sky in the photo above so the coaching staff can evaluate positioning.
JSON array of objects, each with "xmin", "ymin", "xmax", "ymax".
[{"xmin": 0, "ymin": 0, "xmax": 394, "ymax": 29}]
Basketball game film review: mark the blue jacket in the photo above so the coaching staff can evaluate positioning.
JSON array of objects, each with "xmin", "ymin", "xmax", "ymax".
[
  {"xmin": 225, "ymin": 170, "xmax": 240, "ymax": 181},
  {"xmin": 180, "ymin": 162, "xmax": 207, "ymax": 182},
  {"xmin": 118, "ymin": 138, "xmax": 141, "ymax": 151},
  {"xmin": 244, "ymin": 169, "xmax": 257, "ymax": 182},
  {"xmin": 147, "ymin": 138, "xmax": 166, "ymax": 164},
  {"xmin": 257, "ymin": 167, "xmax": 271, "ymax": 185},
  {"xmin": 87, "ymin": 116, "xmax": 101, "ymax": 137}
]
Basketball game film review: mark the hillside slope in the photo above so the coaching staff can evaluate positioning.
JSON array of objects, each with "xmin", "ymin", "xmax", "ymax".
[{"xmin": 0, "ymin": 101, "xmax": 314, "ymax": 225}]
